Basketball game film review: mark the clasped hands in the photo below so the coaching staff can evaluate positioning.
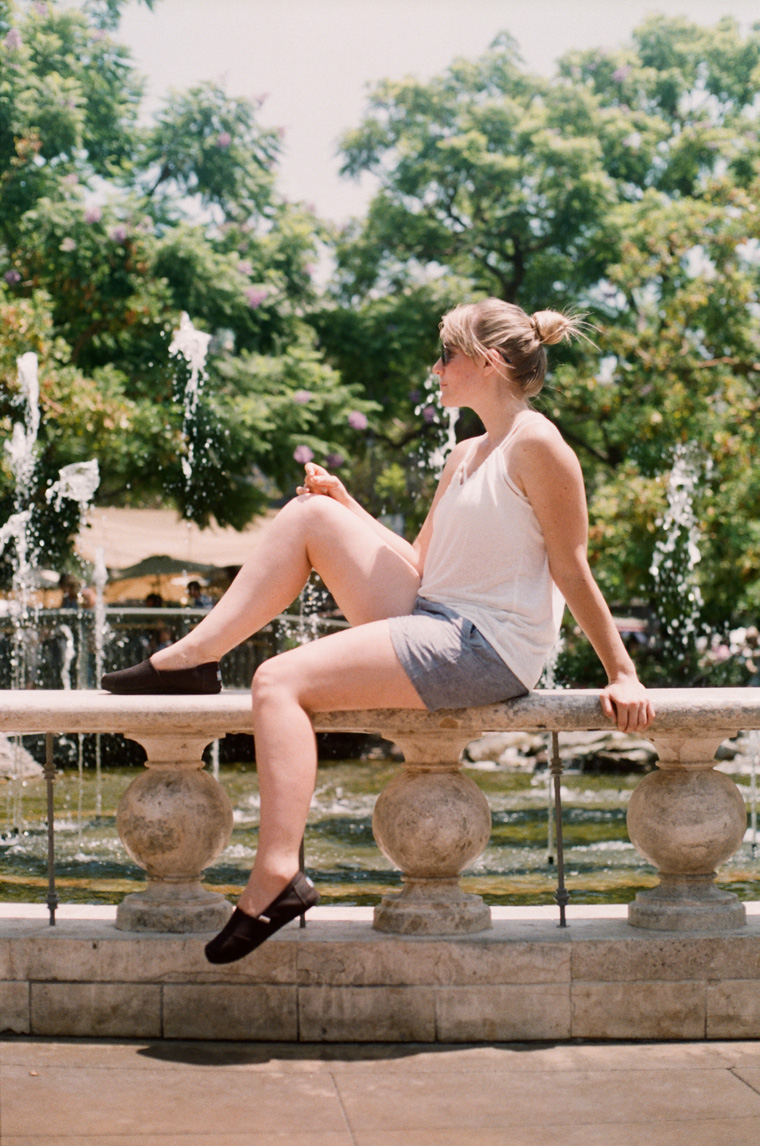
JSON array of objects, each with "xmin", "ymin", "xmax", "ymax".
[{"xmin": 296, "ymin": 462, "xmax": 348, "ymax": 503}]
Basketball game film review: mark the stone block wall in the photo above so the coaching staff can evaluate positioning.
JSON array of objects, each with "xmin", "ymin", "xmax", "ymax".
[{"xmin": 2, "ymin": 910, "xmax": 760, "ymax": 1042}]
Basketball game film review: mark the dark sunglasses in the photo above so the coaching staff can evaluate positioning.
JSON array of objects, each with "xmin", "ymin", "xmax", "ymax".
[{"xmin": 440, "ymin": 343, "xmax": 511, "ymax": 366}]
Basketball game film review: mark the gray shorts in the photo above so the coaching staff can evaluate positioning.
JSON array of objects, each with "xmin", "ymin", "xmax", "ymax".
[{"xmin": 387, "ymin": 597, "xmax": 528, "ymax": 712}]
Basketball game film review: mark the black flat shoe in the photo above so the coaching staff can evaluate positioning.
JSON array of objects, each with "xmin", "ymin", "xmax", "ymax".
[
  {"xmin": 204, "ymin": 872, "xmax": 320, "ymax": 964},
  {"xmin": 101, "ymin": 658, "xmax": 222, "ymax": 695}
]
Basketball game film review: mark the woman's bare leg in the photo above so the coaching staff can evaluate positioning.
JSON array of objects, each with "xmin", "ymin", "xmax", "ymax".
[
  {"xmin": 240, "ymin": 619, "xmax": 425, "ymax": 916},
  {"xmin": 152, "ymin": 494, "xmax": 420, "ymax": 670}
]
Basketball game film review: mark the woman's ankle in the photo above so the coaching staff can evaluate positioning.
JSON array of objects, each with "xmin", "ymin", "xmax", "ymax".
[
  {"xmin": 151, "ymin": 645, "xmax": 216, "ymax": 671},
  {"xmin": 238, "ymin": 867, "xmax": 300, "ymax": 917}
]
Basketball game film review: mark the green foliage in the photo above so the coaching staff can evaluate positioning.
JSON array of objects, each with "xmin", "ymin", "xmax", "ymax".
[
  {"xmin": 0, "ymin": 0, "xmax": 364, "ymax": 571},
  {"xmin": 327, "ymin": 14, "xmax": 760, "ymax": 669}
]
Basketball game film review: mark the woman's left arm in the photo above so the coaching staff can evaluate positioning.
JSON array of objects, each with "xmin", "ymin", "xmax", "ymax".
[{"xmin": 512, "ymin": 424, "xmax": 655, "ymax": 733}]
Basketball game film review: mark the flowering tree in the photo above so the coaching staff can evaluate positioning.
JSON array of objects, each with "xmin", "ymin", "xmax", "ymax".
[
  {"xmin": 0, "ymin": 0, "xmax": 371, "ymax": 585},
  {"xmin": 319, "ymin": 15, "xmax": 760, "ymax": 680}
]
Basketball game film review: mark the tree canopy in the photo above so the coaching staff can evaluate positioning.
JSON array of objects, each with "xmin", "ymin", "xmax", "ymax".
[
  {"xmin": 319, "ymin": 14, "xmax": 760, "ymax": 681},
  {"xmin": 1, "ymin": 4, "xmax": 759, "ymax": 683},
  {"xmin": 0, "ymin": 0, "xmax": 372, "ymax": 586}
]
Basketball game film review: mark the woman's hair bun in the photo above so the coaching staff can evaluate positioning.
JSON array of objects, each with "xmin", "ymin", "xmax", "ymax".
[{"xmin": 531, "ymin": 310, "xmax": 578, "ymax": 347}]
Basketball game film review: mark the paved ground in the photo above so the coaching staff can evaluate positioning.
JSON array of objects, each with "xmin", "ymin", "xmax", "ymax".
[{"xmin": 1, "ymin": 1037, "xmax": 760, "ymax": 1144}]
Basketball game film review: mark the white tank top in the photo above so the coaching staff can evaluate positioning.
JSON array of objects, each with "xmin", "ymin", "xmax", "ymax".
[{"xmin": 419, "ymin": 410, "xmax": 564, "ymax": 689}]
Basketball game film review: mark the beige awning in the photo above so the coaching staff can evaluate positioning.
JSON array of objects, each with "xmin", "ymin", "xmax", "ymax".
[{"xmin": 76, "ymin": 506, "xmax": 276, "ymax": 571}]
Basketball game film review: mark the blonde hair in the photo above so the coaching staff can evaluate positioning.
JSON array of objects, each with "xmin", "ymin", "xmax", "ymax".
[{"xmin": 439, "ymin": 298, "xmax": 583, "ymax": 398}]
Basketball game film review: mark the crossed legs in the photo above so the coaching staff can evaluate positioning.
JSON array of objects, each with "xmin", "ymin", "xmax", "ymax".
[{"xmin": 153, "ymin": 494, "xmax": 426, "ymax": 916}]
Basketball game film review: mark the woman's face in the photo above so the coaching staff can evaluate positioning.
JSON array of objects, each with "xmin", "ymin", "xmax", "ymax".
[{"xmin": 432, "ymin": 343, "xmax": 484, "ymax": 408}]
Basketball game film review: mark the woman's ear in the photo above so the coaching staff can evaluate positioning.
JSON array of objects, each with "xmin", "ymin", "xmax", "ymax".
[{"xmin": 482, "ymin": 348, "xmax": 506, "ymax": 377}]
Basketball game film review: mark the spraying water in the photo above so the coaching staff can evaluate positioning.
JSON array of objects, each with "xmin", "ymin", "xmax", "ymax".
[
  {"xmin": 649, "ymin": 444, "xmax": 706, "ymax": 676},
  {"xmin": 169, "ymin": 312, "xmax": 212, "ymax": 502},
  {"xmin": 1, "ymin": 353, "xmax": 101, "ymax": 690}
]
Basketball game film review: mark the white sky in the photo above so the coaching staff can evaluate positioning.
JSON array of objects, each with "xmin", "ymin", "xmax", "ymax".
[{"xmin": 116, "ymin": 0, "xmax": 759, "ymax": 222}]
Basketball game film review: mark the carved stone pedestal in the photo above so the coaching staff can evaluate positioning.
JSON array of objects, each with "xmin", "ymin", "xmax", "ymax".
[
  {"xmin": 372, "ymin": 733, "xmax": 492, "ymax": 935},
  {"xmin": 627, "ymin": 734, "xmax": 747, "ymax": 931},
  {"xmin": 115, "ymin": 736, "xmax": 234, "ymax": 933}
]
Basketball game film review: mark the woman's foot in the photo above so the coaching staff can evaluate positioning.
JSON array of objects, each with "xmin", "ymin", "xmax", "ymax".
[
  {"xmin": 204, "ymin": 872, "xmax": 320, "ymax": 964},
  {"xmin": 100, "ymin": 658, "xmax": 222, "ymax": 695}
]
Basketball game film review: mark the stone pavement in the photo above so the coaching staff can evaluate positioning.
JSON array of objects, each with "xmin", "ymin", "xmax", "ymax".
[{"xmin": 2, "ymin": 1036, "xmax": 760, "ymax": 1144}]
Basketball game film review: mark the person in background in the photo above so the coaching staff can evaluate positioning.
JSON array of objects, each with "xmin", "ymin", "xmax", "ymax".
[{"xmin": 186, "ymin": 580, "xmax": 213, "ymax": 609}]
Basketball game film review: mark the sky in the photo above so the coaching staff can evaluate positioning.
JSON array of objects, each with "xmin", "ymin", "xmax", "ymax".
[{"xmin": 114, "ymin": 0, "xmax": 759, "ymax": 223}]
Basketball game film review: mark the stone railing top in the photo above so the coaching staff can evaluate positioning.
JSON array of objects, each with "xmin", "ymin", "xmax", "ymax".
[{"xmin": 0, "ymin": 687, "xmax": 759, "ymax": 740}]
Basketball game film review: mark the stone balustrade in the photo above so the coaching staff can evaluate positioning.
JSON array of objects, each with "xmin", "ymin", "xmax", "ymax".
[{"xmin": 1, "ymin": 688, "xmax": 758, "ymax": 935}]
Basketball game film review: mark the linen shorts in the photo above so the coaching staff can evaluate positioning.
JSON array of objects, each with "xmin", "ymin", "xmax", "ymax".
[{"xmin": 387, "ymin": 597, "xmax": 528, "ymax": 712}]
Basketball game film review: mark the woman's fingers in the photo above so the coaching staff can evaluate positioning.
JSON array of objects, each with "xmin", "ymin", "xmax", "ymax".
[{"xmin": 600, "ymin": 684, "xmax": 656, "ymax": 734}]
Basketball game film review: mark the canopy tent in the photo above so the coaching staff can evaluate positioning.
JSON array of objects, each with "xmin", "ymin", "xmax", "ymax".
[{"xmin": 75, "ymin": 506, "xmax": 276, "ymax": 572}]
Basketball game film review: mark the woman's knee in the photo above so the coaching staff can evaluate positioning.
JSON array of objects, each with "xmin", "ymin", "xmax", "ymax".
[{"xmin": 251, "ymin": 655, "xmax": 303, "ymax": 713}]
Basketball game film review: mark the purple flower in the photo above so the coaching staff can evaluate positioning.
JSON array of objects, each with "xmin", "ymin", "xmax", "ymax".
[
  {"xmin": 61, "ymin": 173, "xmax": 79, "ymax": 187},
  {"xmin": 293, "ymin": 389, "xmax": 313, "ymax": 405},
  {"xmin": 304, "ymin": 262, "xmax": 315, "ymax": 278},
  {"xmin": 108, "ymin": 224, "xmax": 129, "ymax": 243},
  {"xmin": 237, "ymin": 259, "xmax": 253, "ymax": 276},
  {"xmin": 245, "ymin": 287, "xmax": 268, "ymax": 308},
  {"xmin": 293, "ymin": 445, "xmax": 314, "ymax": 464},
  {"xmin": 84, "ymin": 205, "xmax": 102, "ymax": 224},
  {"xmin": 612, "ymin": 66, "xmax": 631, "ymax": 83},
  {"xmin": 4, "ymin": 29, "xmax": 22, "ymax": 51},
  {"xmin": 60, "ymin": 237, "xmax": 76, "ymax": 252},
  {"xmin": 326, "ymin": 453, "xmax": 344, "ymax": 469},
  {"xmin": 4, "ymin": 269, "xmax": 21, "ymax": 285},
  {"xmin": 422, "ymin": 405, "xmax": 437, "ymax": 424},
  {"xmin": 347, "ymin": 410, "xmax": 368, "ymax": 431},
  {"xmin": 216, "ymin": 131, "xmax": 232, "ymax": 149},
  {"xmin": 33, "ymin": 2, "xmax": 48, "ymax": 15}
]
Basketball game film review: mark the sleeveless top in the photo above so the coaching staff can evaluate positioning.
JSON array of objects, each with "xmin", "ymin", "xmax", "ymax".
[{"xmin": 419, "ymin": 410, "xmax": 564, "ymax": 689}]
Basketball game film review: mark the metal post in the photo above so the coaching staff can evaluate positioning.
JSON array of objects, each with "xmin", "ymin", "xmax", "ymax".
[
  {"xmin": 44, "ymin": 733, "xmax": 58, "ymax": 926},
  {"xmin": 550, "ymin": 731, "xmax": 569, "ymax": 927},
  {"xmin": 298, "ymin": 835, "xmax": 306, "ymax": 928}
]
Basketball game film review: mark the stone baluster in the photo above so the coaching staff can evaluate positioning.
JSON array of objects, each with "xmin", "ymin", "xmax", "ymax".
[
  {"xmin": 626, "ymin": 732, "xmax": 747, "ymax": 930},
  {"xmin": 372, "ymin": 731, "xmax": 492, "ymax": 935},
  {"xmin": 115, "ymin": 734, "xmax": 234, "ymax": 933}
]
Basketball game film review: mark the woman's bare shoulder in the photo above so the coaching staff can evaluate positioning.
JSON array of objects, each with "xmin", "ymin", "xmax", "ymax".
[
  {"xmin": 512, "ymin": 413, "xmax": 581, "ymax": 480},
  {"xmin": 515, "ymin": 412, "xmax": 569, "ymax": 453}
]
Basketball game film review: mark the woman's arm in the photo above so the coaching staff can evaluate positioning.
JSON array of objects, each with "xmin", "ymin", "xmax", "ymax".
[{"xmin": 511, "ymin": 424, "xmax": 655, "ymax": 733}]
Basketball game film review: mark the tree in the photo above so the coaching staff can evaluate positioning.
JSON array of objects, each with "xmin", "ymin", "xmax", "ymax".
[
  {"xmin": 1, "ymin": 0, "xmax": 372, "ymax": 586},
  {"xmin": 322, "ymin": 16, "xmax": 760, "ymax": 679}
]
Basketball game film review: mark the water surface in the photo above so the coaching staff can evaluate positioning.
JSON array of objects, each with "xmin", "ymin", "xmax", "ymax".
[{"xmin": 2, "ymin": 760, "xmax": 758, "ymax": 907}]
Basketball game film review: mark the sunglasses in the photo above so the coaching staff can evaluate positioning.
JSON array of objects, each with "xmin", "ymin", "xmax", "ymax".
[{"xmin": 440, "ymin": 343, "xmax": 512, "ymax": 366}]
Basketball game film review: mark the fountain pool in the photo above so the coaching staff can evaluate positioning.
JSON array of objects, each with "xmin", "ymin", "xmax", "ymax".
[{"xmin": 2, "ymin": 755, "xmax": 759, "ymax": 908}]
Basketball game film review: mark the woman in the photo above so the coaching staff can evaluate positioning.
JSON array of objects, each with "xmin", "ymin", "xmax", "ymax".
[{"xmin": 103, "ymin": 298, "xmax": 654, "ymax": 963}]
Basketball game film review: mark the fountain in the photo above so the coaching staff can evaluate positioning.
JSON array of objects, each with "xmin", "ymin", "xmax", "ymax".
[
  {"xmin": 169, "ymin": 311, "xmax": 213, "ymax": 521},
  {"xmin": 1, "ymin": 354, "xmax": 100, "ymax": 689},
  {"xmin": 649, "ymin": 443, "xmax": 707, "ymax": 678}
]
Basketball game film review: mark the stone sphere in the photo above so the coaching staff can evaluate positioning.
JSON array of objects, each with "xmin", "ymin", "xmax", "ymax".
[
  {"xmin": 117, "ymin": 767, "xmax": 234, "ymax": 880},
  {"xmin": 372, "ymin": 768, "xmax": 491, "ymax": 878},
  {"xmin": 627, "ymin": 768, "xmax": 747, "ymax": 875}
]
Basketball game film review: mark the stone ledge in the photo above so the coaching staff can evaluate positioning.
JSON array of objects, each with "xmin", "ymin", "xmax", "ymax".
[
  {"xmin": 3, "ymin": 907, "xmax": 760, "ymax": 1042},
  {"xmin": 2, "ymin": 687, "xmax": 760, "ymax": 739}
]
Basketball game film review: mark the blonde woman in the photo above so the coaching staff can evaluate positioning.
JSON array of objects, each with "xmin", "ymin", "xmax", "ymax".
[{"xmin": 103, "ymin": 298, "xmax": 654, "ymax": 962}]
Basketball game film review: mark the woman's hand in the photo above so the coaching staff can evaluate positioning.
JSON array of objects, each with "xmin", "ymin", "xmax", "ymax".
[
  {"xmin": 600, "ymin": 674, "xmax": 655, "ymax": 734},
  {"xmin": 296, "ymin": 463, "xmax": 350, "ymax": 506}
]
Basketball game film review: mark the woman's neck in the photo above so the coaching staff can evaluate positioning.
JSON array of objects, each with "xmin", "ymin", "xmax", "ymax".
[{"xmin": 477, "ymin": 391, "xmax": 529, "ymax": 444}]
